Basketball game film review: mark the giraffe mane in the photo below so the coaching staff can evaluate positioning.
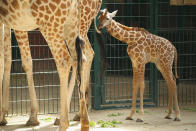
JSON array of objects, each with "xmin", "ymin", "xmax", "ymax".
[{"xmin": 116, "ymin": 22, "xmax": 149, "ymax": 33}]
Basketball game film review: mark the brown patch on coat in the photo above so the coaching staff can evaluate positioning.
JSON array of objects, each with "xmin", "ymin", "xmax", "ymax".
[
  {"xmin": 11, "ymin": 0, "xmax": 20, "ymax": 10},
  {"xmin": 0, "ymin": 6, "xmax": 8, "ymax": 16}
]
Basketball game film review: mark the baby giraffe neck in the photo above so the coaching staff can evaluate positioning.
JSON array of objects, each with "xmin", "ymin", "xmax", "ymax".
[{"xmin": 106, "ymin": 20, "xmax": 147, "ymax": 44}]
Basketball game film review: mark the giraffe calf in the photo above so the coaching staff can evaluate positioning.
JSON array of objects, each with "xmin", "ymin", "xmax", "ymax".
[{"xmin": 98, "ymin": 9, "xmax": 180, "ymax": 122}]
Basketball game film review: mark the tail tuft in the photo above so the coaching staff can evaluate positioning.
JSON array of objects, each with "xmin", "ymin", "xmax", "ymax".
[
  {"xmin": 176, "ymin": 78, "xmax": 179, "ymax": 86},
  {"xmin": 75, "ymin": 36, "xmax": 84, "ymax": 88}
]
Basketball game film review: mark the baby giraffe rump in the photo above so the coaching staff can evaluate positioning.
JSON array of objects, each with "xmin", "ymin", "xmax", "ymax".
[{"xmin": 98, "ymin": 9, "xmax": 180, "ymax": 122}]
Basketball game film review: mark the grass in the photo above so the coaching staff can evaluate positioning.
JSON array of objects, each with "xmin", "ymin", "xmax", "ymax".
[
  {"xmin": 107, "ymin": 112, "xmax": 124, "ymax": 117},
  {"xmin": 184, "ymin": 107, "xmax": 196, "ymax": 112},
  {"xmin": 97, "ymin": 119, "xmax": 122, "ymax": 128},
  {"xmin": 136, "ymin": 109, "xmax": 149, "ymax": 113},
  {"xmin": 40, "ymin": 117, "xmax": 53, "ymax": 122},
  {"xmin": 90, "ymin": 121, "xmax": 96, "ymax": 127}
]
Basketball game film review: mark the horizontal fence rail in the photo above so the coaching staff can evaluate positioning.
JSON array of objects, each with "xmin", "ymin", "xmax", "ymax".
[{"xmin": 7, "ymin": 0, "xmax": 196, "ymax": 115}]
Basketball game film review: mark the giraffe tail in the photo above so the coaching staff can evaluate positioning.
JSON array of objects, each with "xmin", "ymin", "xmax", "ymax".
[
  {"xmin": 174, "ymin": 48, "xmax": 179, "ymax": 85},
  {"xmin": 75, "ymin": 36, "xmax": 85, "ymax": 88}
]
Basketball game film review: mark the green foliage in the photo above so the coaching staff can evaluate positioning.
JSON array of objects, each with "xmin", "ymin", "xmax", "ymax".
[
  {"xmin": 136, "ymin": 109, "xmax": 149, "ymax": 113},
  {"xmin": 89, "ymin": 121, "xmax": 96, "ymax": 127},
  {"xmin": 107, "ymin": 112, "xmax": 124, "ymax": 117},
  {"xmin": 97, "ymin": 119, "xmax": 122, "ymax": 128},
  {"xmin": 40, "ymin": 117, "xmax": 53, "ymax": 122},
  {"xmin": 184, "ymin": 108, "xmax": 196, "ymax": 112}
]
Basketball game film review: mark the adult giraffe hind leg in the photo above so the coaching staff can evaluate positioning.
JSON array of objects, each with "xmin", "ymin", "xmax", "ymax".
[
  {"xmin": 14, "ymin": 30, "xmax": 39, "ymax": 126},
  {"xmin": 39, "ymin": 25, "xmax": 73, "ymax": 130},
  {"xmin": 76, "ymin": 36, "xmax": 90, "ymax": 131},
  {"xmin": 73, "ymin": 36, "xmax": 94, "ymax": 122}
]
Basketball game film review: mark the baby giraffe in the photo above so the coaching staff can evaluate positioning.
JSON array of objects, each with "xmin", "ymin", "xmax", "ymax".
[{"xmin": 98, "ymin": 9, "xmax": 180, "ymax": 122}]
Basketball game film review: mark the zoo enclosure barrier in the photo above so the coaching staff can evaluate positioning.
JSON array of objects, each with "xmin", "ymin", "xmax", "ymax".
[{"xmin": 8, "ymin": 0, "xmax": 196, "ymax": 115}]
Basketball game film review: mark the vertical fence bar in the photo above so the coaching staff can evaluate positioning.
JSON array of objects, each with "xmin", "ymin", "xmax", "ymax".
[
  {"xmin": 150, "ymin": 0, "xmax": 158, "ymax": 106},
  {"xmin": 93, "ymin": 30, "xmax": 101, "ymax": 109}
]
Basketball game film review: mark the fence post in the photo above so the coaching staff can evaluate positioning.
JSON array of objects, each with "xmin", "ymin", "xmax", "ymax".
[
  {"xmin": 92, "ymin": 28, "xmax": 101, "ymax": 110},
  {"xmin": 150, "ymin": 0, "xmax": 158, "ymax": 106}
]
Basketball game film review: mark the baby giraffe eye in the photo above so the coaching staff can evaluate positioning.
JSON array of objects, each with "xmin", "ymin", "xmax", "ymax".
[{"xmin": 106, "ymin": 17, "xmax": 110, "ymax": 20}]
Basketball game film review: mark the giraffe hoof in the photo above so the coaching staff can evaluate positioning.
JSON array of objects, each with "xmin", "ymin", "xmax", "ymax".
[
  {"xmin": 73, "ymin": 114, "xmax": 80, "ymax": 121},
  {"xmin": 54, "ymin": 118, "xmax": 60, "ymax": 125},
  {"xmin": 26, "ymin": 118, "xmax": 40, "ymax": 126},
  {"xmin": 125, "ymin": 117, "xmax": 133, "ymax": 120},
  {"xmin": 81, "ymin": 126, "xmax": 89, "ymax": 131},
  {"xmin": 81, "ymin": 118, "xmax": 89, "ymax": 131},
  {"xmin": 165, "ymin": 116, "xmax": 172, "ymax": 119},
  {"xmin": 0, "ymin": 118, "xmax": 7, "ymax": 126},
  {"xmin": 136, "ymin": 118, "xmax": 144, "ymax": 122},
  {"xmin": 174, "ymin": 117, "xmax": 181, "ymax": 121}
]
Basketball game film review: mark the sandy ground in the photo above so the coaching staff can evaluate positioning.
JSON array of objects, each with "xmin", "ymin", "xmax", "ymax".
[{"xmin": 1, "ymin": 107, "xmax": 196, "ymax": 131}]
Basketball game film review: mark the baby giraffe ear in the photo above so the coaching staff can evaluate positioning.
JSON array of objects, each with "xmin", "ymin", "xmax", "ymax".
[{"xmin": 110, "ymin": 10, "xmax": 118, "ymax": 18}]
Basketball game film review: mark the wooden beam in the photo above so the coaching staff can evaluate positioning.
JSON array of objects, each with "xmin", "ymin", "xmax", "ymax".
[
  {"xmin": 170, "ymin": 0, "xmax": 183, "ymax": 5},
  {"xmin": 184, "ymin": 0, "xmax": 196, "ymax": 5}
]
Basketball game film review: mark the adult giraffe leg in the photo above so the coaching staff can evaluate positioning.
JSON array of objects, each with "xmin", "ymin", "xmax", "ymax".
[
  {"xmin": 82, "ymin": 36, "xmax": 94, "ymax": 111},
  {"xmin": 54, "ymin": 30, "xmax": 78, "ymax": 125},
  {"xmin": 0, "ymin": 23, "xmax": 5, "ymax": 124},
  {"xmin": 0, "ymin": 26, "xmax": 11, "ymax": 126},
  {"xmin": 73, "ymin": 36, "xmax": 94, "ymax": 122},
  {"xmin": 40, "ymin": 26, "xmax": 72, "ymax": 131},
  {"xmin": 14, "ymin": 30, "xmax": 39, "ymax": 126}
]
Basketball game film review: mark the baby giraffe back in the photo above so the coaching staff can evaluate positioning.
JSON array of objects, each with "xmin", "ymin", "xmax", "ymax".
[{"xmin": 127, "ymin": 31, "xmax": 176, "ymax": 71}]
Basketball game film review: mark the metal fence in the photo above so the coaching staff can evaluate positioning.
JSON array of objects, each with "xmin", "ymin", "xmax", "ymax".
[
  {"xmin": 93, "ymin": 0, "xmax": 196, "ymax": 109},
  {"xmin": 8, "ymin": 0, "xmax": 196, "ymax": 115}
]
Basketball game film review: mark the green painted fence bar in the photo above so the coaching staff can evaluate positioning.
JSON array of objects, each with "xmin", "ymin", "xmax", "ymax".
[{"xmin": 8, "ymin": 0, "xmax": 196, "ymax": 115}]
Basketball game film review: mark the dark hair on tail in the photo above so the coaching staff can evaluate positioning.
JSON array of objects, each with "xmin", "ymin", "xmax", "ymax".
[{"xmin": 75, "ymin": 36, "xmax": 84, "ymax": 88}]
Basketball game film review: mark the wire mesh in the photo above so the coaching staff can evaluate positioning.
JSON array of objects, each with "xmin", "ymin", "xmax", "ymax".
[
  {"xmin": 157, "ymin": 0, "xmax": 196, "ymax": 106},
  {"xmin": 99, "ymin": 0, "xmax": 153, "ymax": 106},
  {"xmin": 8, "ymin": 0, "xmax": 196, "ymax": 115}
]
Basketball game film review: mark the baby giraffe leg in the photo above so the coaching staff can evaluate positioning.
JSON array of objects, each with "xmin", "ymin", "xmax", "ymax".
[
  {"xmin": 137, "ymin": 77, "xmax": 145, "ymax": 122},
  {"xmin": 126, "ymin": 67, "xmax": 139, "ymax": 120},
  {"xmin": 165, "ymin": 86, "xmax": 173, "ymax": 119},
  {"xmin": 158, "ymin": 63, "xmax": 180, "ymax": 121}
]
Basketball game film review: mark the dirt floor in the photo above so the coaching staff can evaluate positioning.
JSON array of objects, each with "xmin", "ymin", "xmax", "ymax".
[{"xmin": 1, "ymin": 106, "xmax": 196, "ymax": 131}]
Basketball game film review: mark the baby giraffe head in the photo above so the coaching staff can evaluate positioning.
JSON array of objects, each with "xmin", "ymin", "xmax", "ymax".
[{"xmin": 98, "ymin": 9, "xmax": 118, "ymax": 29}]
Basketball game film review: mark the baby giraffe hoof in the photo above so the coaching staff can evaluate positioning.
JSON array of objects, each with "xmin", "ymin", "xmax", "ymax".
[
  {"xmin": 0, "ymin": 118, "xmax": 7, "ymax": 126},
  {"xmin": 136, "ymin": 118, "xmax": 144, "ymax": 122},
  {"xmin": 26, "ymin": 119, "xmax": 40, "ymax": 126},
  {"xmin": 174, "ymin": 117, "xmax": 181, "ymax": 121},
  {"xmin": 165, "ymin": 116, "xmax": 172, "ymax": 119},
  {"xmin": 54, "ymin": 118, "xmax": 60, "ymax": 125},
  {"xmin": 125, "ymin": 117, "xmax": 133, "ymax": 120},
  {"xmin": 73, "ymin": 114, "xmax": 80, "ymax": 121}
]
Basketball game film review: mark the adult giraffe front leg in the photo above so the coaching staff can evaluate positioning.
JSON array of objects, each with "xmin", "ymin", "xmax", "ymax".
[
  {"xmin": 0, "ymin": 26, "xmax": 11, "ymax": 126},
  {"xmin": 14, "ymin": 30, "xmax": 39, "ymax": 126},
  {"xmin": 0, "ymin": 23, "xmax": 5, "ymax": 125}
]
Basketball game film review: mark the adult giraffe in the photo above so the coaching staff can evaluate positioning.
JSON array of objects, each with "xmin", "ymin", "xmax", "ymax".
[{"xmin": 0, "ymin": 0, "xmax": 101, "ymax": 130}]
